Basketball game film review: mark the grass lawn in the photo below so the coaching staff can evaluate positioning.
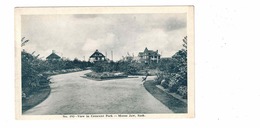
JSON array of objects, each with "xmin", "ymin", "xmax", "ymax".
[
  {"xmin": 144, "ymin": 80, "xmax": 187, "ymax": 113},
  {"xmin": 22, "ymin": 86, "xmax": 51, "ymax": 113}
]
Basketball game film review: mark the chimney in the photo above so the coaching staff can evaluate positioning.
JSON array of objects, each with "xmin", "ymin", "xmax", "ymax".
[{"xmin": 52, "ymin": 50, "xmax": 55, "ymax": 53}]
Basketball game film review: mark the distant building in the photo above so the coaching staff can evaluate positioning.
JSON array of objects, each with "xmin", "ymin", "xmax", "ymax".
[
  {"xmin": 89, "ymin": 49, "xmax": 106, "ymax": 62},
  {"xmin": 122, "ymin": 52, "xmax": 134, "ymax": 62},
  {"xmin": 46, "ymin": 50, "xmax": 61, "ymax": 61},
  {"xmin": 138, "ymin": 47, "xmax": 161, "ymax": 64}
]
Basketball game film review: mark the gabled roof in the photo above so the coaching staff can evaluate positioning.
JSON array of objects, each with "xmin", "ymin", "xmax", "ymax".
[
  {"xmin": 150, "ymin": 52, "xmax": 160, "ymax": 56},
  {"xmin": 90, "ymin": 49, "xmax": 105, "ymax": 58},
  {"xmin": 46, "ymin": 53, "xmax": 61, "ymax": 60},
  {"xmin": 144, "ymin": 47, "xmax": 148, "ymax": 52},
  {"xmin": 139, "ymin": 47, "xmax": 160, "ymax": 56},
  {"xmin": 138, "ymin": 52, "xmax": 144, "ymax": 56}
]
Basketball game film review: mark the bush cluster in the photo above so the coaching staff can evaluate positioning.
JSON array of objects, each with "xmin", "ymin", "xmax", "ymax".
[
  {"xmin": 22, "ymin": 51, "xmax": 49, "ymax": 96},
  {"xmin": 154, "ymin": 36, "xmax": 188, "ymax": 99},
  {"xmin": 91, "ymin": 61, "xmax": 145, "ymax": 75},
  {"xmin": 22, "ymin": 50, "xmax": 92, "ymax": 97}
]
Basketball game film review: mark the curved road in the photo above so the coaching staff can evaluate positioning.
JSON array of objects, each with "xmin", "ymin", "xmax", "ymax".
[{"xmin": 24, "ymin": 70, "xmax": 172, "ymax": 115}]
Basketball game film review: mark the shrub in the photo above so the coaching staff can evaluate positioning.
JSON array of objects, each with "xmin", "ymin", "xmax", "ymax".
[
  {"xmin": 154, "ymin": 36, "xmax": 188, "ymax": 96},
  {"xmin": 154, "ymin": 73, "xmax": 164, "ymax": 84},
  {"xmin": 91, "ymin": 60, "xmax": 144, "ymax": 75},
  {"xmin": 177, "ymin": 86, "xmax": 187, "ymax": 99},
  {"xmin": 160, "ymin": 79, "xmax": 169, "ymax": 89},
  {"xmin": 168, "ymin": 79, "xmax": 178, "ymax": 92},
  {"xmin": 168, "ymin": 73, "xmax": 181, "ymax": 92}
]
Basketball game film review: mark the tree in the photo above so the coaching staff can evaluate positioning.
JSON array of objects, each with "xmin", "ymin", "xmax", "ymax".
[
  {"xmin": 155, "ymin": 36, "xmax": 188, "ymax": 98},
  {"xmin": 168, "ymin": 36, "xmax": 187, "ymax": 96},
  {"xmin": 21, "ymin": 39, "xmax": 51, "ymax": 95}
]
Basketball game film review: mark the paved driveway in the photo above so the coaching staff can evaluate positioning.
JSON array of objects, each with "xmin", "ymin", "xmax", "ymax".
[{"xmin": 23, "ymin": 70, "xmax": 172, "ymax": 115}]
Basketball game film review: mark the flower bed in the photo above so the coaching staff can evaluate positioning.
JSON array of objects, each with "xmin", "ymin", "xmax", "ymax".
[
  {"xmin": 43, "ymin": 68, "xmax": 83, "ymax": 76},
  {"xmin": 84, "ymin": 72, "xmax": 128, "ymax": 81}
]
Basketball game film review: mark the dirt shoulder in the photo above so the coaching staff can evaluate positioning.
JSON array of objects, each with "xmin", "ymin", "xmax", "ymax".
[{"xmin": 143, "ymin": 80, "xmax": 187, "ymax": 113}]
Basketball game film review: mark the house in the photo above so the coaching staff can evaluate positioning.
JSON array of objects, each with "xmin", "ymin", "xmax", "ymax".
[
  {"xmin": 89, "ymin": 49, "xmax": 106, "ymax": 62},
  {"xmin": 138, "ymin": 47, "xmax": 161, "ymax": 64},
  {"xmin": 46, "ymin": 50, "xmax": 61, "ymax": 61}
]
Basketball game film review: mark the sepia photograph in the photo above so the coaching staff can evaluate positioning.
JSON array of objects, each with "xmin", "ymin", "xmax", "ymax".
[{"xmin": 15, "ymin": 6, "xmax": 194, "ymax": 119}]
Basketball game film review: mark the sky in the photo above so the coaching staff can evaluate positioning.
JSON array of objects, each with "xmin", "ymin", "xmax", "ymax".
[{"xmin": 22, "ymin": 13, "xmax": 187, "ymax": 61}]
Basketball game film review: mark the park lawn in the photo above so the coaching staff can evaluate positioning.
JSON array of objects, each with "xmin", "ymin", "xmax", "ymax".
[
  {"xmin": 144, "ymin": 80, "xmax": 187, "ymax": 113},
  {"xmin": 22, "ymin": 86, "xmax": 51, "ymax": 113}
]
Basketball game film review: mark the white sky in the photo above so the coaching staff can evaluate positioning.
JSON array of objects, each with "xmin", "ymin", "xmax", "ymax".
[{"xmin": 22, "ymin": 13, "xmax": 186, "ymax": 61}]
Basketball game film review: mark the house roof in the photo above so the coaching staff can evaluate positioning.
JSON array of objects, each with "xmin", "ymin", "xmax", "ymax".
[
  {"xmin": 138, "ymin": 52, "xmax": 144, "ymax": 56},
  {"xmin": 139, "ymin": 47, "xmax": 160, "ymax": 56},
  {"xmin": 90, "ymin": 49, "xmax": 105, "ymax": 58},
  {"xmin": 150, "ymin": 52, "xmax": 160, "ymax": 56},
  {"xmin": 46, "ymin": 53, "xmax": 61, "ymax": 60}
]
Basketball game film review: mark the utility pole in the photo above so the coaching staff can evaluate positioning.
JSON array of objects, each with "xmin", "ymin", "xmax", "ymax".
[{"xmin": 111, "ymin": 51, "xmax": 113, "ymax": 61}]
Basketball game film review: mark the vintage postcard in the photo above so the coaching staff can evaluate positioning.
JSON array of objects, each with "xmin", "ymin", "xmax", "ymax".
[{"xmin": 15, "ymin": 6, "xmax": 194, "ymax": 119}]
